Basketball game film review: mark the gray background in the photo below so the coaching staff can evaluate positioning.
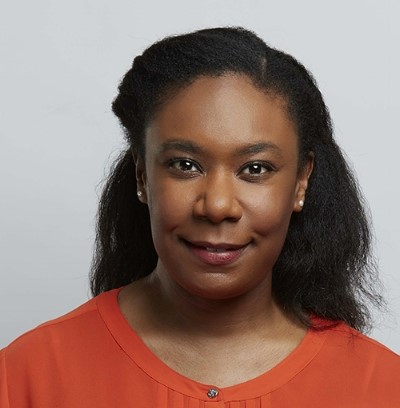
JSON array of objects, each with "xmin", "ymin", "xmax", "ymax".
[{"xmin": 1, "ymin": 0, "xmax": 399, "ymax": 352}]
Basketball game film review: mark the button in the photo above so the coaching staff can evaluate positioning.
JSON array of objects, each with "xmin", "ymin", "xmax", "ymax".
[{"xmin": 207, "ymin": 388, "xmax": 219, "ymax": 399}]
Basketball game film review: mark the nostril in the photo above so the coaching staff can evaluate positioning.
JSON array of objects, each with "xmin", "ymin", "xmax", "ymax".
[{"xmin": 193, "ymin": 194, "xmax": 242, "ymax": 224}]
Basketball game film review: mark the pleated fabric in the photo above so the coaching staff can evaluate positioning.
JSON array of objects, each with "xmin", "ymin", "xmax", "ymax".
[{"xmin": 156, "ymin": 383, "xmax": 271, "ymax": 407}]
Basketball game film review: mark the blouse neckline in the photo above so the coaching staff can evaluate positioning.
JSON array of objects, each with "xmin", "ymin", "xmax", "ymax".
[{"xmin": 97, "ymin": 288, "xmax": 328, "ymax": 401}]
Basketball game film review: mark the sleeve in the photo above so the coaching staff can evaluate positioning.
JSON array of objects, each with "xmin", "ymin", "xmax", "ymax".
[{"xmin": 0, "ymin": 349, "xmax": 10, "ymax": 408}]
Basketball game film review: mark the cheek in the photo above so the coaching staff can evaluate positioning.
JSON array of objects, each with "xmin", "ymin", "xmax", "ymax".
[
  {"xmin": 243, "ymin": 191, "xmax": 295, "ymax": 274},
  {"xmin": 147, "ymin": 180, "xmax": 193, "ymax": 237},
  {"xmin": 245, "ymin": 184, "xmax": 296, "ymax": 234}
]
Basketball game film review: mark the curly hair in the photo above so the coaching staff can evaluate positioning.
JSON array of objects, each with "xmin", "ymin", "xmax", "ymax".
[{"xmin": 90, "ymin": 27, "xmax": 383, "ymax": 332}]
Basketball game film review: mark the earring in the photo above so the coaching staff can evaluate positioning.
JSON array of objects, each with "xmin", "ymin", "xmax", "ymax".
[
  {"xmin": 137, "ymin": 191, "xmax": 143, "ymax": 198},
  {"xmin": 299, "ymin": 199, "xmax": 304, "ymax": 207}
]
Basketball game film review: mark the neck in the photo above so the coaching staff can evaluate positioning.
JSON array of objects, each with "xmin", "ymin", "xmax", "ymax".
[{"xmin": 144, "ymin": 270, "xmax": 292, "ymax": 339}]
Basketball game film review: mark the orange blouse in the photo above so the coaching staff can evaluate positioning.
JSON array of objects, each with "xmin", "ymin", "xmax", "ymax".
[{"xmin": 1, "ymin": 288, "xmax": 399, "ymax": 407}]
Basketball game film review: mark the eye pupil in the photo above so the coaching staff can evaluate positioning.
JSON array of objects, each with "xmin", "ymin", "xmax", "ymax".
[
  {"xmin": 181, "ymin": 160, "xmax": 193, "ymax": 171},
  {"xmin": 250, "ymin": 164, "xmax": 262, "ymax": 174}
]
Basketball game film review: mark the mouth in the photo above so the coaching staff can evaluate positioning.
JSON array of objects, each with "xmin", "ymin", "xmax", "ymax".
[{"xmin": 182, "ymin": 239, "xmax": 250, "ymax": 266}]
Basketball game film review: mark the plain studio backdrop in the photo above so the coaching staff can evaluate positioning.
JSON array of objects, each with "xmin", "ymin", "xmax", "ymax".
[{"xmin": 0, "ymin": 0, "xmax": 399, "ymax": 352}]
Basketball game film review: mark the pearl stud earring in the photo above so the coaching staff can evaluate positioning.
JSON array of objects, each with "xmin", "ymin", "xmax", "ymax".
[
  {"xmin": 299, "ymin": 200, "xmax": 304, "ymax": 207},
  {"xmin": 137, "ymin": 191, "xmax": 143, "ymax": 198}
]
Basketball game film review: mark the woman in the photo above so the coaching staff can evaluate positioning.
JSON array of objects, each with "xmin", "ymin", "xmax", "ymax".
[{"xmin": 1, "ymin": 27, "xmax": 399, "ymax": 407}]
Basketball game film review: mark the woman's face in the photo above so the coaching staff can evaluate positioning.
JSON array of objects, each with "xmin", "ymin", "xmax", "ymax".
[{"xmin": 136, "ymin": 74, "xmax": 312, "ymax": 300}]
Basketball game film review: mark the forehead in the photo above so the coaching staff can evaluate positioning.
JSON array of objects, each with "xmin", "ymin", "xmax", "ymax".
[{"xmin": 146, "ymin": 74, "xmax": 298, "ymax": 155}]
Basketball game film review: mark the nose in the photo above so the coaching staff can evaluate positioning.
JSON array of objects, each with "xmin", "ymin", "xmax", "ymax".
[{"xmin": 192, "ymin": 170, "xmax": 243, "ymax": 224}]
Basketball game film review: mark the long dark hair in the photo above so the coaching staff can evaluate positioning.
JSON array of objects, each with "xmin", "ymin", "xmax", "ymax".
[{"xmin": 90, "ymin": 27, "xmax": 383, "ymax": 332}]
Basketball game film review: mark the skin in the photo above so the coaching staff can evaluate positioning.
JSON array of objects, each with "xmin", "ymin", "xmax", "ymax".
[{"xmin": 119, "ymin": 74, "xmax": 313, "ymax": 387}]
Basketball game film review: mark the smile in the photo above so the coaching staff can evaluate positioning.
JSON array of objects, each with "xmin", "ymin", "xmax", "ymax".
[
  {"xmin": 182, "ymin": 240, "xmax": 249, "ymax": 266},
  {"xmin": 204, "ymin": 247, "xmax": 228, "ymax": 253}
]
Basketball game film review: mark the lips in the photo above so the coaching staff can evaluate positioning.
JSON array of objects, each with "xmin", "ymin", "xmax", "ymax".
[{"xmin": 183, "ymin": 240, "xmax": 249, "ymax": 266}]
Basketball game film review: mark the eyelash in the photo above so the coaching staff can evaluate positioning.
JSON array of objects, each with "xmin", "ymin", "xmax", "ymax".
[
  {"xmin": 166, "ymin": 158, "xmax": 276, "ymax": 179},
  {"xmin": 239, "ymin": 161, "xmax": 276, "ymax": 176},
  {"xmin": 167, "ymin": 158, "xmax": 202, "ymax": 175}
]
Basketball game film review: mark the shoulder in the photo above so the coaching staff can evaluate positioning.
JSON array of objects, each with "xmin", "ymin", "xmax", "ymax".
[
  {"xmin": 326, "ymin": 322, "xmax": 398, "ymax": 357},
  {"xmin": 4, "ymin": 296, "xmax": 97, "ymax": 352},
  {"xmin": 2, "ymin": 289, "xmax": 120, "ymax": 366},
  {"xmin": 318, "ymin": 321, "xmax": 400, "ymax": 380}
]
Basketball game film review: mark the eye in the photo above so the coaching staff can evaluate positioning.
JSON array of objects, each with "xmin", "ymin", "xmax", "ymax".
[
  {"xmin": 241, "ymin": 163, "xmax": 267, "ymax": 175},
  {"xmin": 240, "ymin": 162, "xmax": 275, "ymax": 176},
  {"xmin": 168, "ymin": 158, "xmax": 201, "ymax": 174}
]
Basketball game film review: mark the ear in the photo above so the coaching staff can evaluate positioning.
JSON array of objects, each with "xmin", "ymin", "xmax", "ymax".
[
  {"xmin": 133, "ymin": 150, "xmax": 148, "ymax": 204},
  {"xmin": 293, "ymin": 152, "xmax": 314, "ymax": 213}
]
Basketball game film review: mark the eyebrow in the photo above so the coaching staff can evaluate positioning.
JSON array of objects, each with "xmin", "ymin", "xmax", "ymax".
[
  {"xmin": 160, "ymin": 140, "xmax": 204, "ymax": 154},
  {"xmin": 160, "ymin": 139, "xmax": 282, "ymax": 157},
  {"xmin": 235, "ymin": 142, "xmax": 282, "ymax": 157}
]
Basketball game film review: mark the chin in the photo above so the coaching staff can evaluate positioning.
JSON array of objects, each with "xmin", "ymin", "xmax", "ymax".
[{"xmin": 177, "ymin": 275, "xmax": 269, "ymax": 302}]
